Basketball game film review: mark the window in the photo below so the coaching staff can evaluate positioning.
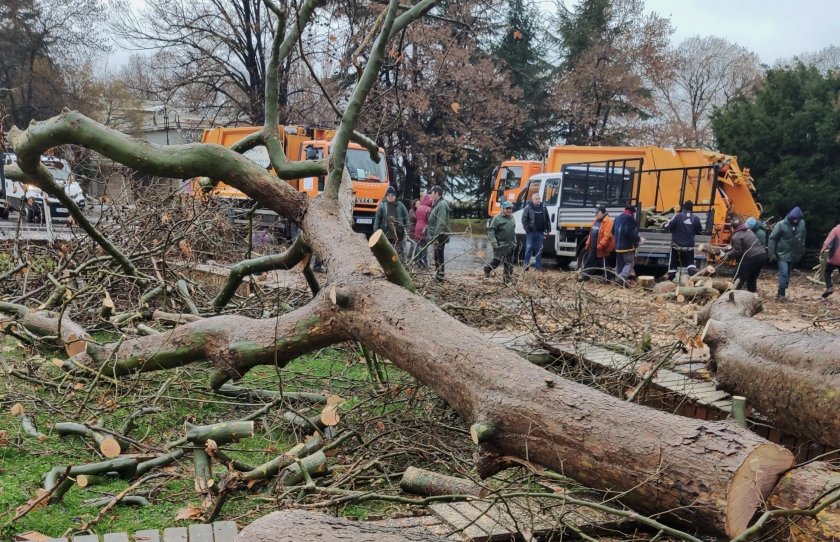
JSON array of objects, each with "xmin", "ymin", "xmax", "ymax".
[
  {"xmin": 345, "ymin": 149, "xmax": 388, "ymax": 182},
  {"xmin": 502, "ymin": 166, "xmax": 523, "ymax": 190},
  {"xmin": 543, "ymin": 177, "xmax": 560, "ymax": 205},
  {"xmin": 561, "ymin": 165, "xmax": 633, "ymax": 207}
]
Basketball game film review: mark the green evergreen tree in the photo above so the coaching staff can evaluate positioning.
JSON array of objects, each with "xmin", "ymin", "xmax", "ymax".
[
  {"xmin": 712, "ymin": 64, "xmax": 840, "ymax": 247},
  {"xmin": 491, "ymin": 0, "xmax": 553, "ymax": 157}
]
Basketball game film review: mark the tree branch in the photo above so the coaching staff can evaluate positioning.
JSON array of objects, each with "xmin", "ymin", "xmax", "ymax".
[{"xmin": 323, "ymin": 0, "xmax": 401, "ymax": 200}]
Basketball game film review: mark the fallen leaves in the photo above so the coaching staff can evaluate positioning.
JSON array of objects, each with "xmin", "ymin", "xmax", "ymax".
[
  {"xmin": 10, "ymin": 402, "xmax": 25, "ymax": 416},
  {"xmin": 175, "ymin": 504, "xmax": 203, "ymax": 521}
]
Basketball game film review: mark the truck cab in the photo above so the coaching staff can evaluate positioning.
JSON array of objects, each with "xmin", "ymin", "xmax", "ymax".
[
  {"xmin": 512, "ymin": 159, "xmax": 717, "ymax": 274},
  {"xmin": 488, "ymin": 160, "xmax": 543, "ymax": 217}
]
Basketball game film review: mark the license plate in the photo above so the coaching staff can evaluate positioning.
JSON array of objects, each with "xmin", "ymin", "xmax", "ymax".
[
  {"xmin": 355, "ymin": 218, "xmax": 373, "ymax": 224},
  {"xmin": 56, "ymin": 207, "xmax": 68, "ymax": 213}
]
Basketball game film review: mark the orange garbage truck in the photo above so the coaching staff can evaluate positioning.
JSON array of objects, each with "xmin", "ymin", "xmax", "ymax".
[
  {"xmin": 489, "ymin": 146, "xmax": 762, "ymax": 270},
  {"xmin": 195, "ymin": 125, "xmax": 390, "ymax": 235}
]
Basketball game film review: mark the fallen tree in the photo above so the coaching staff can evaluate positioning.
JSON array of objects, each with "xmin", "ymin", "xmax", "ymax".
[
  {"xmin": 4, "ymin": 0, "xmax": 820, "ymax": 538},
  {"xmin": 700, "ymin": 290, "xmax": 840, "ymax": 448}
]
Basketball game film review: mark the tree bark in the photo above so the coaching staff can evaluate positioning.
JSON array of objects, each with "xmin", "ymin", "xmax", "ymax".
[
  {"xmin": 0, "ymin": 301, "xmax": 90, "ymax": 356},
  {"xmin": 700, "ymin": 291, "xmax": 840, "ymax": 448},
  {"xmin": 400, "ymin": 466, "xmax": 485, "ymax": 497},
  {"xmin": 767, "ymin": 462, "xmax": 840, "ymax": 542}
]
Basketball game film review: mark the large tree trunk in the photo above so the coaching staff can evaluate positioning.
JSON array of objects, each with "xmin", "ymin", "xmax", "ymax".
[
  {"xmin": 768, "ymin": 462, "xmax": 840, "ymax": 542},
  {"xmin": 700, "ymin": 291, "xmax": 840, "ymax": 448}
]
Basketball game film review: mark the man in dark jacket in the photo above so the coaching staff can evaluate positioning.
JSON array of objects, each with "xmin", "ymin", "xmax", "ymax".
[
  {"xmin": 373, "ymin": 186, "xmax": 409, "ymax": 257},
  {"xmin": 521, "ymin": 193, "xmax": 550, "ymax": 271},
  {"xmin": 768, "ymin": 206, "xmax": 806, "ymax": 300},
  {"xmin": 484, "ymin": 201, "xmax": 516, "ymax": 284},
  {"xmin": 724, "ymin": 217, "xmax": 768, "ymax": 293},
  {"xmin": 666, "ymin": 200, "xmax": 702, "ymax": 279},
  {"xmin": 612, "ymin": 206, "xmax": 644, "ymax": 285}
]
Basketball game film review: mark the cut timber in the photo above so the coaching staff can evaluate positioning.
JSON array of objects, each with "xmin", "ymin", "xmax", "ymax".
[
  {"xmin": 637, "ymin": 275, "xmax": 655, "ymax": 289},
  {"xmin": 400, "ymin": 466, "xmax": 485, "ymax": 497},
  {"xmin": 340, "ymin": 280, "xmax": 795, "ymax": 537},
  {"xmin": 652, "ymin": 281, "xmax": 677, "ymax": 294},
  {"xmin": 0, "ymin": 301, "xmax": 89, "ymax": 356},
  {"xmin": 237, "ymin": 510, "xmax": 448, "ymax": 542},
  {"xmin": 54, "ymin": 422, "xmax": 123, "ymax": 457},
  {"xmin": 768, "ymin": 462, "xmax": 840, "ymax": 542},
  {"xmin": 700, "ymin": 290, "xmax": 840, "ymax": 448},
  {"xmin": 185, "ymin": 420, "xmax": 254, "ymax": 445}
]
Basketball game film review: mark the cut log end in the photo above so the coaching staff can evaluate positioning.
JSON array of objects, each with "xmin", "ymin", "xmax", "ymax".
[
  {"xmin": 65, "ymin": 335, "xmax": 87, "ymax": 357},
  {"xmin": 329, "ymin": 285, "xmax": 351, "ymax": 308},
  {"xmin": 469, "ymin": 421, "xmax": 495, "ymax": 444},
  {"xmin": 368, "ymin": 229, "xmax": 384, "ymax": 248},
  {"xmin": 725, "ymin": 443, "xmax": 795, "ymax": 537},
  {"xmin": 99, "ymin": 437, "xmax": 122, "ymax": 458},
  {"xmin": 638, "ymin": 276, "xmax": 655, "ymax": 289}
]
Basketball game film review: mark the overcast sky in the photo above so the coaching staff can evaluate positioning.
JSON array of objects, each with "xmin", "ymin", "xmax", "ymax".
[
  {"xmin": 108, "ymin": 1, "xmax": 837, "ymax": 67},
  {"xmin": 643, "ymin": 0, "xmax": 837, "ymax": 64}
]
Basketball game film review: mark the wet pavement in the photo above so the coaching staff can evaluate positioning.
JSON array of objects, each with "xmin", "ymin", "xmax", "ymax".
[{"xmin": 406, "ymin": 233, "xmax": 559, "ymax": 273}]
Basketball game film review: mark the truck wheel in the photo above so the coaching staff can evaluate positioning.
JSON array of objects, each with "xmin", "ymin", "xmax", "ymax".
[{"xmin": 0, "ymin": 206, "xmax": 8, "ymax": 220}]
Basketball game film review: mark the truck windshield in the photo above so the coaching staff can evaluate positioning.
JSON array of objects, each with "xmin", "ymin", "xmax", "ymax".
[{"xmin": 345, "ymin": 148, "xmax": 387, "ymax": 182}]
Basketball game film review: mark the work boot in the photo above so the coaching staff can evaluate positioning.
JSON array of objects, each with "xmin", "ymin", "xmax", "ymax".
[
  {"xmin": 776, "ymin": 287, "xmax": 787, "ymax": 301},
  {"xmin": 822, "ymin": 287, "xmax": 834, "ymax": 299},
  {"xmin": 483, "ymin": 267, "xmax": 491, "ymax": 278}
]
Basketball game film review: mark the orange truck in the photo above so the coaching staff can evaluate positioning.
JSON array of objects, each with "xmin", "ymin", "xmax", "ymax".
[
  {"xmin": 490, "ymin": 146, "xmax": 762, "ymax": 269},
  {"xmin": 197, "ymin": 125, "xmax": 390, "ymax": 234}
]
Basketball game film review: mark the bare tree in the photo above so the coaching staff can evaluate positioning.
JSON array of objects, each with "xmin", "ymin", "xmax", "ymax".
[
  {"xmin": 0, "ymin": 0, "xmax": 109, "ymax": 129},
  {"xmin": 654, "ymin": 35, "xmax": 762, "ymax": 148},
  {"xmin": 552, "ymin": 0, "xmax": 674, "ymax": 145},
  {"xmin": 9, "ymin": 0, "xmax": 812, "ymax": 538}
]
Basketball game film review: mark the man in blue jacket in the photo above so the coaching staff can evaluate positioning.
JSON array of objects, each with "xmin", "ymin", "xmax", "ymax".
[
  {"xmin": 612, "ymin": 205, "xmax": 644, "ymax": 285},
  {"xmin": 666, "ymin": 200, "xmax": 702, "ymax": 279}
]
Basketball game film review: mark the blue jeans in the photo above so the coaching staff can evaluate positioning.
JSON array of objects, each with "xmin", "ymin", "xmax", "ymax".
[
  {"xmin": 777, "ymin": 259, "xmax": 790, "ymax": 290},
  {"xmin": 524, "ymin": 232, "xmax": 544, "ymax": 269}
]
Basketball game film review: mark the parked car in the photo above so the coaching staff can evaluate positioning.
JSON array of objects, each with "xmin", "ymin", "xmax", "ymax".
[{"xmin": 2, "ymin": 152, "xmax": 85, "ymax": 223}]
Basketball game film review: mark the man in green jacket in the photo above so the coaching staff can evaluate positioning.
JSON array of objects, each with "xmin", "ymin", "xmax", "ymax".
[
  {"xmin": 768, "ymin": 206, "xmax": 806, "ymax": 300},
  {"xmin": 425, "ymin": 185, "xmax": 450, "ymax": 282},
  {"xmin": 373, "ymin": 186, "xmax": 409, "ymax": 257},
  {"xmin": 484, "ymin": 201, "xmax": 516, "ymax": 284}
]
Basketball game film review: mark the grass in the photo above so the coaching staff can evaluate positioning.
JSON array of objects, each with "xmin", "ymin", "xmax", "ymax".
[
  {"xmin": 449, "ymin": 217, "xmax": 488, "ymax": 236},
  {"xmin": 0, "ymin": 335, "xmax": 404, "ymax": 539}
]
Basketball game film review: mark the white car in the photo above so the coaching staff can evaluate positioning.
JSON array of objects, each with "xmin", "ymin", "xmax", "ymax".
[{"xmin": 3, "ymin": 153, "xmax": 85, "ymax": 222}]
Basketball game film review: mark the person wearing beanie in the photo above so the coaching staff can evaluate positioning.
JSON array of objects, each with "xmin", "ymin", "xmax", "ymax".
[
  {"xmin": 484, "ymin": 201, "xmax": 516, "ymax": 284},
  {"xmin": 745, "ymin": 217, "xmax": 768, "ymax": 248},
  {"xmin": 723, "ymin": 216, "xmax": 768, "ymax": 293},
  {"xmin": 373, "ymin": 185, "xmax": 409, "ymax": 257},
  {"xmin": 768, "ymin": 206, "xmax": 806, "ymax": 300},
  {"xmin": 665, "ymin": 200, "xmax": 702, "ymax": 279},
  {"xmin": 819, "ymin": 219, "xmax": 840, "ymax": 298},
  {"xmin": 612, "ymin": 205, "xmax": 645, "ymax": 286}
]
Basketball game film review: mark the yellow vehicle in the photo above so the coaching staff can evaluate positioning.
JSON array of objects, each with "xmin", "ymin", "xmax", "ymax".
[
  {"xmin": 489, "ymin": 145, "xmax": 762, "ymax": 252},
  {"xmin": 196, "ymin": 125, "xmax": 390, "ymax": 234}
]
